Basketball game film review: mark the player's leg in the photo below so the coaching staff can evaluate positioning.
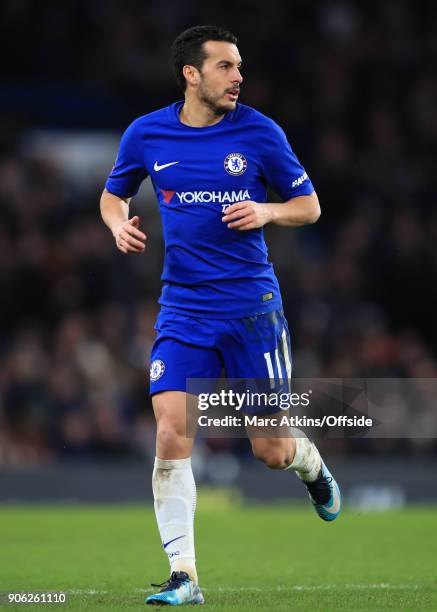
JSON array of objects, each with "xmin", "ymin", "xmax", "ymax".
[
  {"xmin": 152, "ymin": 391, "xmax": 197, "ymax": 581},
  {"xmin": 146, "ymin": 311, "xmax": 222, "ymax": 605},
  {"xmin": 250, "ymin": 431, "xmax": 341, "ymax": 521},
  {"xmin": 148, "ymin": 390, "xmax": 204, "ymax": 605},
  {"xmin": 248, "ymin": 427, "xmax": 320, "ymax": 480},
  {"xmin": 223, "ymin": 309, "xmax": 341, "ymax": 521}
]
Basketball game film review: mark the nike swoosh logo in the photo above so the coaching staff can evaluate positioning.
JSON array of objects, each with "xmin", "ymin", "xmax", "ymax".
[
  {"xmin": 154, "ymin": 161, "xmax": 179, "ymax": 172},
  {"xmin": 325, "ymin": 484, "xmax": 341, "ymax": 515},
  {"xmin": 163, "ymin": 535, "xmax": 185, "ymax": 549}
]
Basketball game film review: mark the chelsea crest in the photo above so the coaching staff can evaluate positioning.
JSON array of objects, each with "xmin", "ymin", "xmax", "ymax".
[
  {"xmin": 150, "ymin": 359, "xmax": 165, "ymax": 381},
  {"xmin": 224, "ymin": 153, "xmax": 247, "ymax": 176}
]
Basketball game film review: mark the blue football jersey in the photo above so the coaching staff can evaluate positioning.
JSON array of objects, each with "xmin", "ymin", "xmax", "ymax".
[{"xmin": 105, "ymin": 101, "xmax": 314, "ymax": 318}]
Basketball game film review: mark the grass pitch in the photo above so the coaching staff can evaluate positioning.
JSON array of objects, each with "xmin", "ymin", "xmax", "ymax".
[{"xmin": 0, "ymin": 493, "xmax": 436, "ymax": 611}]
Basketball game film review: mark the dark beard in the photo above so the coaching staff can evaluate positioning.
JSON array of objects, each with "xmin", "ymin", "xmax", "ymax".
[{"xmin": 199, "ymin": 91, "xmax": 230, "ymax": 117}]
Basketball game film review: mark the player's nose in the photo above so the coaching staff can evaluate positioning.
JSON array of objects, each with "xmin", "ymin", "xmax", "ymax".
[{"xmin": 232, "ymin": 67, "xmax": 243, "ymax": 84}]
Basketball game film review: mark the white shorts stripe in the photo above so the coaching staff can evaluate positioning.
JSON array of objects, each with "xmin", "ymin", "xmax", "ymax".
[{"xmin": 281, "ymin": 327, "xmax": 292, "ymax": 381}]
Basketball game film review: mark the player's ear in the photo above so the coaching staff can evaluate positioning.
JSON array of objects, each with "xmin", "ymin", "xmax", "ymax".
[{"xmin": 183, "ymin": 65, "xmax": 200, "ymax": 87}]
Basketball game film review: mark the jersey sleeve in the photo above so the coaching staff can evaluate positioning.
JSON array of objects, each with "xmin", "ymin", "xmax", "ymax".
[
  {"xmin": 105, "ymin": 120, "xmax": 148, "ymax": 198},
  {"xmin": 260, "ymin": 121, "xmax": 314, "ymax": 200}
]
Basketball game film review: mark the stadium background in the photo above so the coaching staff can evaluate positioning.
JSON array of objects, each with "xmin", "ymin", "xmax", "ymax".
[
  {"xmin": 0, "ymin": 0, "xmax": 436, "ymax": 505},
  {"xmin": 1, "ymin": 3, "xmax": 437, "ymax": 610}
]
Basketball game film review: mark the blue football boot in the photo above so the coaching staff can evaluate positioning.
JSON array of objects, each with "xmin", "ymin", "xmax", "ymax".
[
  {"xmin": 146, "ymin": 571, "xmax": 204, "ymax": 606},
  {"xmin": 304, "ymin": 459, "xmax": 342, "ymax": 522}
]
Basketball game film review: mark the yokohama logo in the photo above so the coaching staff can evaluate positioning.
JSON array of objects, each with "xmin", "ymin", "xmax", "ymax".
[{"xmin": 160, "ymin": 189, "xmax": 251, "ymax": 204}]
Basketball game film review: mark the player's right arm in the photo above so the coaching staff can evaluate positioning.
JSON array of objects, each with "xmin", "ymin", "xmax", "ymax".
[
  {"xmin": 100, "ymin": 189, "xmax": 146, "ymax": 254},
  {"xmin": 100, "ymin": 118, "xmax": 148, "ymax": 254}
]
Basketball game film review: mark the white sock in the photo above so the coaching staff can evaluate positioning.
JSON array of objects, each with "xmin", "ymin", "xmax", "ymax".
[
  {"xmin": 285, "ymin": 434, "xmax": 321, "ymax": 482},
  {"xmin": 152, "ymin": 457, "xmax": 198, "ymax": 583}
]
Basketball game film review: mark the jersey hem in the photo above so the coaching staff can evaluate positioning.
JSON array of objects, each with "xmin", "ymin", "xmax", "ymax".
[
  {"xmin": 157, "ymin": 299, "xmax": 283, "ymax": 320},
  {"xmin": 104, "ymin": 183, "xmax": 136, "ymax": 199},
  {"xmin": 149, "ymin": 385, "xmax": 187, "ymax": 397}
]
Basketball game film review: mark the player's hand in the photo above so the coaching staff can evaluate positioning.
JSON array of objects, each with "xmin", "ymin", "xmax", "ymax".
[
  {"xmin": 222, "ymin": 201, "xmax": 272, "ymax": 231},
  {"xmin": 114, "ymin": 216, "xmax": 146, "ymax": 254}
]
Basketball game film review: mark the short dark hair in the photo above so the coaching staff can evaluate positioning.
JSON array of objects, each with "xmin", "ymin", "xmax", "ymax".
[{"xmin": 171, "ymin": 25, "xmax": 238, "ymax": 92}]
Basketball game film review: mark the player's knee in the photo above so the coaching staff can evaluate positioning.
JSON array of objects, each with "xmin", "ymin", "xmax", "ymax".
[
  {"xmin": 156, "ymin": 425, "xmax": 185, "ymax": 456},
  {"xmin": 253, "ymin": 446, "xmax": 287, "ymax": 470}
]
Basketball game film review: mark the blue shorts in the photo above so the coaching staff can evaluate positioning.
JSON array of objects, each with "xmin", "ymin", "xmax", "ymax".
[{"xmin": 149, "ymin": 307, "xmax": 292, "ymax": 407}]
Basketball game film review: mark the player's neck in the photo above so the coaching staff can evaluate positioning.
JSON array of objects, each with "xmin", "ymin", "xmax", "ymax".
[{"xmin": 179, "ymin": 97, "xmax": 226, "ymax": 128}]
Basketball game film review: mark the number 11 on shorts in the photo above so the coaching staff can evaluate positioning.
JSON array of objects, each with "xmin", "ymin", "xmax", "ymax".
[{"xmin": 264, "ymin": 349, "xmax": 284, "ymax": 388}]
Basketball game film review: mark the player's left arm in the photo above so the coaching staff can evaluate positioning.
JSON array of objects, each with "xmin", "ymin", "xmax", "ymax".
[
  {"xmin": 224, "ymin": 118, "xmax": 321, "ymax": 231},
  {"xmin": 222, "ymin": 191, "xmax": 320, "ymax": 230}
]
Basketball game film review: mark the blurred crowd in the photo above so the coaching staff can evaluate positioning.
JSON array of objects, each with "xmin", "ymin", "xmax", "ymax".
[{"xmin": 1, "ymin": 0, "xmax": 437, "ymax": 465}]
